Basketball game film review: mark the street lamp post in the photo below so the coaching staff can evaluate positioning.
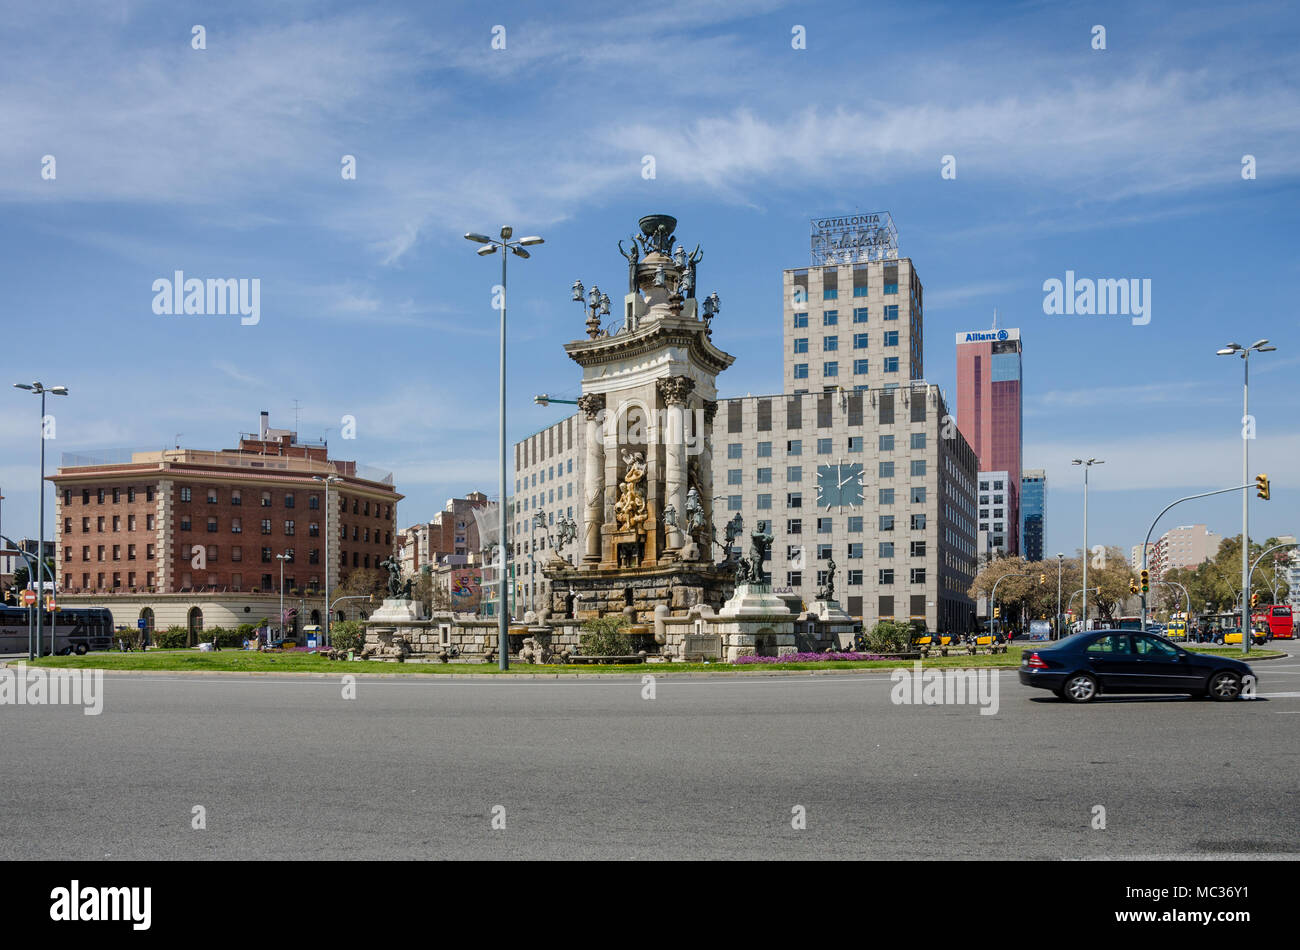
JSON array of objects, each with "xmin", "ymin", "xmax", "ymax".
[
  {"xmin": 1056, "ymin": 553, "xmax": 1064, "ymax": 639},
  {"xmin": 990, "ymin": 571, "xmax": 1034, "ymax": 639},
  {"xmin": 1217, "ymin": 340, "xmax": 1276, "ymax": 656},
  {"xmin": 466, "ymin": 226, "xmax": 544, "ymax": 670},
  {"xmin": 276, "ymin": 553, "xmax": 291, "ymax": 644},
  {"xmin": 312, "ymin": 474, "xmax": 342, "ymax": 646},
  {"xmin": 530, "ymin": 510, "xmax": 547, "ymax": 615},
  {"xmin": 13, "ymin": 382, "xmax": 69, "ymax": 658},
  {"xmin": 1071, "ymin": 458, "xmax": 1103, "ymax": 632}
]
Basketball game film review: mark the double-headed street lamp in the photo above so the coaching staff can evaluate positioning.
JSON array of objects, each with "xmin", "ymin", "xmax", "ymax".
[
  {"xmin": 466, "ymin": 226, "xmax": 544, "ymax": 670},
  {"xmin": 276, "ymin": 552, "xmax": 292, "ymax": 644},
  {"xmin": 13, "ymin": 381, "xmax": 69, "ymax": 658},
  {"xmin": 1071, "ymin": 458, "xmax": 1103, "ymax": 632},
  {"xmin": 312, "ymin": 474, "xmax": 342, "ymax": 646},
  {"xmin": 1217, "ymin": 340, "xmax": 1276, "ymax": 655}
]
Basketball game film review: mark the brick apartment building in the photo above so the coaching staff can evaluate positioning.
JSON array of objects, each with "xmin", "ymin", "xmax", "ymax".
[
  {"xmin": 46, "ymin": 413, "xmax": 403, "ymax": 635},
  {"xmin": 397, "ymin": 491, "xmax": 489, "ymax": 575}
]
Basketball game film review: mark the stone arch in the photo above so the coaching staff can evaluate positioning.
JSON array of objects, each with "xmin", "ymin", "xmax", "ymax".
[
  {"xmin": 138, "ymin": 606, "xmax": 154, "ymax": 633},
  {"xmin": 187, "ymin": 606, "xmax": 204, "ymax": 644},
  {"xmin": 754, "ymin": 626, "xmax": 777, "ymax": 657}
]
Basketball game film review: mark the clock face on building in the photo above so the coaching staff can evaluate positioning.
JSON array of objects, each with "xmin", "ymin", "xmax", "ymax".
[{"xmin": 816, "ymin": 461, "xmax": 864, "ymax": 510}]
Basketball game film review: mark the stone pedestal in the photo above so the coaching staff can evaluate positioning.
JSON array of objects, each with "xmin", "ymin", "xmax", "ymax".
[
  {"xmin": 715, "ymin": 582, "xmax": 796, "ymax": 660},
  {"xmin": 369, "ymin": 597, "xmax": 427, "ymax": 623}
]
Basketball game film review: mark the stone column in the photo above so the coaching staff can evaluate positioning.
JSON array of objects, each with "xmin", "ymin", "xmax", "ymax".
[
  {"xmin": 701, "ymin": 400, "xmax": 717, "ymax": 543},
  {"xmin": 577, "ymin": 393, "xmax": 606, "ymax": 563},
  {"xmin": 657, "ymin": 376, "xmax": 695, "ymax": 550}
]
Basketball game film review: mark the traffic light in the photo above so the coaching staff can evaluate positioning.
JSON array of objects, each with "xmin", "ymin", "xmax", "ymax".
[
  {"xmin": 1255, "ymin": 473, "xmax": 1270, "ymax": 500},
  {"xmin": 1039, "ymin": 573, "xmax": 1046, "ymax": 584},
  {"xmin": 1129, "ymin": 582, "xmax": 1139, "ymax": 595},
  {"xmin": 993, "ymin": 607, "xmax": 1001, "ymax": 618},
  {"xmin": 1251, "ymin": 592, "xmax": 1259, "ymax": 608},
  {"xmin": 1140, "ymin": 569, "xmax": 1150, "ymax": 593}
]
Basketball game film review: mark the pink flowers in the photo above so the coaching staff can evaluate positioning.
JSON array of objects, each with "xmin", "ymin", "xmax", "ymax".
[{"xmin": 734, "ymin": 651, "xmax": 883, "ymax": 664}]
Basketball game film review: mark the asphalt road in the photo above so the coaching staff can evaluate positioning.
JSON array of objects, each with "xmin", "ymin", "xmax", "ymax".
[{"xmin": 2, "ymin": 645, "xmax": 1298, "ymax": 860}]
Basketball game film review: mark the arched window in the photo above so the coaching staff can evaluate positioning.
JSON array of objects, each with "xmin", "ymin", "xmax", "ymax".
[
  {"xmin": 139, "ymin": 607, "xmax": 154, "ymax": 632},
  {"xmin": 187, "ymin": 606, "xmax": 204, "ymax": 642}
]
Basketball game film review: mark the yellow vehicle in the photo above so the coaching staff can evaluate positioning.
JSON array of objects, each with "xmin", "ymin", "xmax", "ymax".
[{"xmin": 1167, "ymin": 621, "xmax": 1187, "ymax": 641}]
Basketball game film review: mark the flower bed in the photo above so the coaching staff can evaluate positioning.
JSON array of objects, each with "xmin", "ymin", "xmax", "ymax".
[{"xmin": 734, "ymin": 651, "xmax": 885, "ymax": 664}]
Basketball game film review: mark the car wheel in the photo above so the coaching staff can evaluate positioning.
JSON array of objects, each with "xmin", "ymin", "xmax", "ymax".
[
  {"xmin": 74, "ymin": 643, "xmax": 88, "ymax": 656},
  {"xmin": 1063, "ymin": 674, "xmax": 1098, "ymax": 703},
  {"xmin": 1208, "ymin": 671, "xmax": 1242, "ymax": 701},
  {"xmin": 1214, "ymin": 637, "xmax": 1224, "ymax": 645}
]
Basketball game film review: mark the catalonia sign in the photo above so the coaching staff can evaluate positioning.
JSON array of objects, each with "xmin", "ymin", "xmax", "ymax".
[{"xmin": 810, "ymin": 211, "xmax": 899, "ymax": 266}]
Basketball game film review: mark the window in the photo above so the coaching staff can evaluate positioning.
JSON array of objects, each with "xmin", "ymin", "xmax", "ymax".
[
  {"xmin": 128, "ymin": 487, "xmax": 136, "ymax": 502},
  {"xmin": 787, "ymin": 439, "xmax": 802, "ymax": 456},
  {"xmin": 97, "ymin": 489, "xmax": 105, "ymax": 503},
  {"xmin": 787, "ymin": 571, "xmax": 803, "ymax": 586},
  {"xmin": 112, "ymin": 545, "xmax": 121, "ymax": 561},
  {"xmin": 261, "ymin": 519, "xmax": 272, "ymax": 534},
  {"xmin": 787, "ymin": 466, "xmax": 802, "ymax": 482},
  {"xmin": 848, "ymin": 543, "xmax": 863, "ymax": 559},
  {"xmin": 112, "ymin": 515, "xmax": 121, "ymax": 532},
  {"xmin": 309, "ymin": 522, "xmax": 319, "ymax": 537},
  {"xmin": 309, "ymin": 495, "xmax": 320, "ymax": 510},
  {"xmin": 757, "ymin": 494, "xmax": 772, "ymax": 510},
  {"xmin": 207, "ymin": 517, "xmax": 218, "ymax": 533},
  {"xmin": 853, "ymin": 359, "xmax": 869, "ymax": 374},
  {"xmin": 879, "ymin": 461, "xmax": 894, "ymax": 478},
  {"xmin": 884, "ymin": 282, "xmax": 898, "ymax": 294},
  {"xmin": 823, "ymin": 310, "xmax": 838, "ymax": 325},
  {"xmin": 880, "ymin": 515, "xmax": 895, "ymax": 532},
  {"xmin": 847, "ymin": 516, "xmax": 863, "ymax": 532},
  {"xmin": 884, "ymin": 305, "xmax": 899, "ymax": 320},
  {"xmin": 727, "ymin": 495, "xmax": 743, "ymax": 511},
  {"xmin": 817, "ymin": 518, "xmax": 833, "ymax": 533},
  {"xmin": 793, "ymin": 312, "xmax": 809, "ymax": 328},
  {"xmin": 206, "ymin": 488, "xmax": 218, "ymax": 504},
  {"xmin": 127, "ymin": 515, "xmax": 136, "ymax": 531},
  {"xmin": 82, "ymin": 517, "xmax": 90, "ymax": 532},
  {"xmin": 879, "ymin": 488, "xmax": 895, "ymax": 505},
  {"xmin": 910, "ymin": 460, "xmax": 927, "ymax": 477},
  {"xmin": 261, "ymin": 547, "xmax": 272, "ymax": 563},
  {"xmin": 911, "ymin": 487, "xmax": 927, "ymax": 504},
  {"xmin": 787, "ymin": 492, "xmax": 802, "ymax": 508},
  {"xmin": 261, "ymin": 492, "xmax": 272, "ymax": 507},
  {"xmin": 879, "ymin": 542, "xmax": 894, "ymax": 558},
  {"xmin": 883, "ymin": 357, "xmax": 900, "ymax": 373},
  {"xmin": 847, "ymin": 569, "xmax": 863, "ymax": 585},
  {"xmin": 910, "ymin": 432, "xmax": 926, "ymax": 450},
  {"xmin": 727, "ymin": 469, "xmax": 743, "ymax": 485},
  {"xmin": 879, "ymin": 434, "xmax": 894, "ymax": 451},
  {"xmin": 787, "ymin": 519, "xmax": 802, "ymax": 534},
  {"xmin": 285, "ymin": 521, "xmax": 296, "ymax": 536},
  {"xmin": 230, "ymin": 489, "xmax": 241, "ymax": 506},
  {"xmin": 1086, "ymin": 634, "xmax": 1132, "ymax": 655},
  {"xmin": 179, "ymin": 487, "xmax": 192, "ymax": 502},
  {"xmin": 285, "ymin": 493, "xmax": 295, "ymax": 508},
  {"xmin": 853, "ymin": 332, "xmax": 869, "ymax": 349},
  {"xmin": 823, "ymin": 336, "xmax": 838, "ymax": 351},
  {"xmin": 82, "ymin": 489, "xmax": 90, "ymax": 505},
  {"xmin": 823, "ymin": 361, "xmax": 838, "ymax": 377},
  {"xmin": 111, "ymin": 488, "xmax": 120, "ymax": 503},
  {"xmin": 180, "ymin": 516, "xmax": 191, "ymax": 531},
  {"xmin": 910, "ymin": 568, "xmax": 927, "ymax": 583},
  {"xmin": 757, "ymin": 468, "xmax": 772, "ymax": 484},
  {"xmin": 823, "ymin": 288, "xmax": 838, "ymax": 301},
  {"xmin": 911, "ymin": 514, "xmax": 927, "ymax": 530},
  {"xmin": 146, "ymin": 486, "xmax": 155, "ymax": 502},
  {"xmin": 757, "ymin": 441, "xmax": 772, "ymax": 457},
  {"xmin": 853, "ymin": 307, "xmax": 868, "ymax": 322},
  {"xmin": 817, "ymin": 544, "xmax": 833, "ymax": 560},
  {"xmin": 879, "ymin": 569, "xmax": 894, "ymax": 585},
  {"xmin": 910, "ymin": 541, "xmax": 927, "ymax": 557},
  {"xmin": 793, "ymin": 338, "xmax": 808, "ymax": 354},
  {"xmin": 883, "ymin": 330, "xmax": 899, "ymax": 346},
  {"xmin": 728, "ymin": 443, "xmax": 743, "ymax": 459},
  {"xmin": 793, "ymin": 363, "xmax": 809, "ymax": 379},
  {"xmin": 815, "ymin": 438, "xmax": 831, "ymax": 455},
  {"xmin": 231, "ymin": 546, "xmax": 242, "ymax": 562}
]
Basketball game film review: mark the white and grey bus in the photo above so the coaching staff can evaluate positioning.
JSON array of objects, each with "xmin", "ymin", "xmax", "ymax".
[{"xmin": 0, "ymin": 607, "xmax": 114, "ymax": 655}]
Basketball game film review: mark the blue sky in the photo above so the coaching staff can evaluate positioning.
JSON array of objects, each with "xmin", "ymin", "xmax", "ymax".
[{"xmin": 1, "ymin": 0, "xmax": 1297, "ymax": 560}]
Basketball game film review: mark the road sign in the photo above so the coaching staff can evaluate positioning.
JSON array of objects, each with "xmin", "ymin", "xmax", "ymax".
[
  {"xmin": 45, "ymin": 596, "xmax": 56, "ymax": 610},
  {"xmin": 137, "ymin": 618, "xmax": 148, "ymax": 629},
  {"xmin": 21, "ymin": 589, "xmax": 37, "ymax": 606}
]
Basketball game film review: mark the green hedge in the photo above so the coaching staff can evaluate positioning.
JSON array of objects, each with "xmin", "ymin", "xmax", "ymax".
[
  {"xmin": 331, "ymin": 620, "xmax": 366, "ymax": 653},
  {"xmin": 154, "ymin": 626, "xmax": 189, "ymax": 649}
]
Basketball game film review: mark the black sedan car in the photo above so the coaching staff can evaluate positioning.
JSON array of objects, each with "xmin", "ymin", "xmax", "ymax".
[{"xmin": 1019, "ymin": 630, "xmax": 1255, "ymax": 703}]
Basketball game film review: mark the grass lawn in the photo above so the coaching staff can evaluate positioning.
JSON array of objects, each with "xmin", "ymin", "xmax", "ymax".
[{"xmin": 10, "ymin": 643, "xmax": 1283, "ymax": 676}]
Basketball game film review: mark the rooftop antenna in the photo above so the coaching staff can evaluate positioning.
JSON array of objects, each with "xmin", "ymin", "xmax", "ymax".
[
  {"xmin": 292, "ymin": 399, "xmax": 302, "ymax": 438},
  {"xmin": 992, "ymin": 308, "xmax": 998, "ymax": 331},
  {"xmin": 174, "ymin": 433, "xmax": 183, "ymax": 450}
]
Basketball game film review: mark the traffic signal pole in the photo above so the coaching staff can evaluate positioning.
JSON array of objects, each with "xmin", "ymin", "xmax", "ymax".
[{"xmin": 1140, "ymin": 485, "xmax": 1256, "ymax": 638}]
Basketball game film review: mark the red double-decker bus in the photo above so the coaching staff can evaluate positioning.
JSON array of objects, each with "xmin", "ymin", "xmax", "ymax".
[{"xmin": 1252, "ymin": 605, "xmax": 1294, "ymax": 640}]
